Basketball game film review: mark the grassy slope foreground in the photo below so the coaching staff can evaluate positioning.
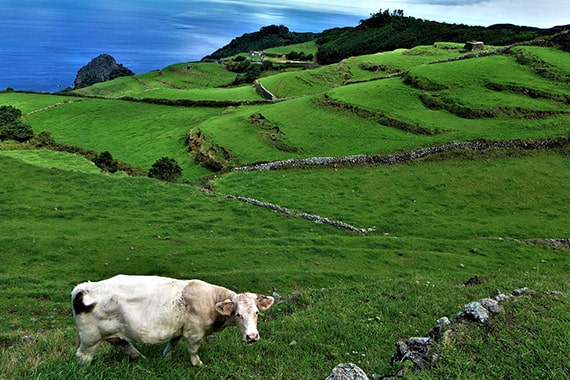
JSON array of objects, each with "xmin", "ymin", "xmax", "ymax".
[{"xmin": 1, "ymin": 38, "xmax": 570, "ymax": 379}]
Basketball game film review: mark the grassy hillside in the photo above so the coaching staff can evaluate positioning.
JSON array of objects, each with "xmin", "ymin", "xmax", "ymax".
[
  {"xmin": 1, "ymin": 38, "xmax": 570, "ymax": 379},
  {"xmin": 72, "ymin": 62, "xmax": 260, "ymax": 101},
  {"xmin": 315, "ymin": 10, "xmax": 564, "ymax": 64}
]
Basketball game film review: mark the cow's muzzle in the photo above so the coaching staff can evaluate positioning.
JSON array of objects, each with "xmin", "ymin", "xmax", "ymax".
[{"xmin": 245, "ymin": 332, "xmax": 259, "ymax": 343}]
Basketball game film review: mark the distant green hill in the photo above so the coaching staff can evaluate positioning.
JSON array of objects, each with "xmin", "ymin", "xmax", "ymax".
[
  {"xmin": 315, "ymin": 9, "xmax": 568, "ymax": 64},
  {"xmin": 203, "ymin": 10, "xmax": 568, "ymax": 65},
  {"xmin": 202, "ymin": 25, "xmax": 315, "ymax": 60}
]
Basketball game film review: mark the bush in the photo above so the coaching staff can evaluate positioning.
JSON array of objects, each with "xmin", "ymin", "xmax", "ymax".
[
  {"xmin": 33, "ymin": 131, "xmax": 56, "ymax": 147},
  {"xmin": 0, "ymin": 105, "xmax": 22, "ymax": 125},
  {"xmin": 148, "ymin": 157, "xmax": 182, "ymax": 182},
  {"xmin": 0, "ymin": 105, "xmax": 33, "ymax": 142},
  {"xmin": 94, "ymin": 151, "xmax": 119, "ymax": 173},
  {"xmin": 0, "ymin": 120, "xmax": 34, "ymax": 142}
]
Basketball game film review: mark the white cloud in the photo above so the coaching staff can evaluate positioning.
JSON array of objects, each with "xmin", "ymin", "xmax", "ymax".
[{"xmin": 203, "ymin": 0, "xmax": 569, "ymax": 28}]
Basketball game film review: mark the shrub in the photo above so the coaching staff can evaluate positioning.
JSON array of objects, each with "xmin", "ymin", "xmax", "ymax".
[
  {"xmin": 0, "ymin": 105, "xmax": 22, "ymax": 125},
  {"xmin": 148, "ymin": 157, "xmax": 182, "ymax": 182},
  {"xmin": 33, "ymin": 131, "xmax": 56, "ymax": 147},
  {"xmin": 0, "ymin": 120, "xmax": 34, "ymax": 142},
  {"xmin": 12, "ymin": 121, "xmax": 34, "ymax": 142},
  {"xmin": 94, "ymin": 151, "xmax": 119, "ymax": 173},
  {"xmin": 0, "ymin": 105, "xmax": 33, "ymax": 142}
]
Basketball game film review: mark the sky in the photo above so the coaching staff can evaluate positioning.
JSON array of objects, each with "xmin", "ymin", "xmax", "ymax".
[{"xmin": 250, "ymin": 0, "xmax": 569, "ymax": 29}]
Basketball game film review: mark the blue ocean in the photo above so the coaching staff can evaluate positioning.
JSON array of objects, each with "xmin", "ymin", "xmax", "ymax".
[{"xmin": 0, "ymin": 0, "xmax": 362, "ymax": 92}]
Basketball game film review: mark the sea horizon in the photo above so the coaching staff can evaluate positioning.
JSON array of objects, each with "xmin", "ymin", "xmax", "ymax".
[{"xmin": 0, "ymin": 1, "xmax": 362, "ymax": 92}]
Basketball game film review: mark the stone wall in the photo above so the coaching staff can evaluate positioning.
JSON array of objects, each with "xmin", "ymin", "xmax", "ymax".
[{"xmin": 233, "ymin": 137, "xmax": 569, "ymax": 172}]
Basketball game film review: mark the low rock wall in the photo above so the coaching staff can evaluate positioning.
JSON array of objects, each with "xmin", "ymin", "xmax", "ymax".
[{"xmin": 233, "ymin": 137, "xmax": 569, "ymax": 172}]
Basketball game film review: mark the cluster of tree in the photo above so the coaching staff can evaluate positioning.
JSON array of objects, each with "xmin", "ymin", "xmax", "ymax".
[
  {"xmin": 315, "ymin": 9, "xmax": 564, "ymax": 64},
  {"xmin": 225, "ymin": 56, "xmax": 273, "ymax": 85},
  {"xmin": 0, "ymin": 105, "xmax": 34, "ymax": 142},
  {"xmin": 86, "ymin": 150, "xmax": 182, "ymax": 182},
  {"xmin": 285, "ymin": 51, "xmax": 314, "ymax": 61},
  {"xmin": 202, "ymin": 25, "xmax": 315, "ymax": 60},
  {"xmin": 148, "ymin": 157, "xmax": 182, "ymax": 182},
  {"xmin": 83, "ymin": 150, "xmax": 182, "ymax": 182}
]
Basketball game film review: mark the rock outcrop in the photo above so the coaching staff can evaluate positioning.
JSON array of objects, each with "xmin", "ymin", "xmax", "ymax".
[{"xmin": 74, "ymin": 54, "xmax": 134, "ymax": 89}]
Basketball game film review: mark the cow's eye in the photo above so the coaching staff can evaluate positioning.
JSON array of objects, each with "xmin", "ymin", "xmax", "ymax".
[
  {"xmin": 255, "ymin": 311, "xmax": 259, "ymax": 315},
  {"xmin": 235, "ymin": 313, "xmax": 241, "ymax": 318}
]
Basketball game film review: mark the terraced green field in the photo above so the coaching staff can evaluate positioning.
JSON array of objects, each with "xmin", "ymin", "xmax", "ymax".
[{"xmin": 1, "ymin": 39, "xmax": 569, "ymax": 379}]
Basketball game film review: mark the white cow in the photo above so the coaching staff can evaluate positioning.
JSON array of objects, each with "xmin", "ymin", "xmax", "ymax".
[{"xmin": 71, "ymin": 274, "xmax": 274, "ymax": 366}]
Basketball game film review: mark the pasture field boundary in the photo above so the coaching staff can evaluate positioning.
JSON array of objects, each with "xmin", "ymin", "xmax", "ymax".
[
  {"xmin": 232, "ymin": 137, "xmax": 570, "ymax": 171},
  {"xmin": 224, "ymin": 194, "xmax": 374, "ymax": 233}
]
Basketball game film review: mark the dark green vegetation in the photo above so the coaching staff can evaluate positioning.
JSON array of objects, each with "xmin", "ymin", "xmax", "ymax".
[
  {"xmin": 1, "ymin": 15, "xmax": 570, "ymax": 379},
  {"xmin": 0, "ymin": 105, "xmax": 34, "ymax": 142}
]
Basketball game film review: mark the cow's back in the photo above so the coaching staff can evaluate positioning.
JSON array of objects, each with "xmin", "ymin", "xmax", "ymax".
[{"xmin": 72, "ymin": 275, "xmax": 189, "ymax": 344}]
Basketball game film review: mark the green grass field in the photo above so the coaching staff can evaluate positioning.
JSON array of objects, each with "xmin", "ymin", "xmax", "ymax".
[
  {"xmin": 264, "ymin": 40, "xmax": 318, "ymax": 56},
  {"xmin": 1, "ymin": 40, "xmax": 570, "ymax": 379}
]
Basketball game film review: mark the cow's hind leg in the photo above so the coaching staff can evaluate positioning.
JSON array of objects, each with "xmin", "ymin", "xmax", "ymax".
[
  {"xmin": 163, "ymin": 336, "xmax": 181, "ymax": 358},
  {"xmin": 106, "ymin": 337, "xmax": 146, "ymax": 360}
]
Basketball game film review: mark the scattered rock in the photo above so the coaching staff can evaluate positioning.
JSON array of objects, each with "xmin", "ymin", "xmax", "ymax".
[
  {"xmin": 325, "ymin": 363, "xmax": 369, "ymax": 380},
  {"xmin": 427, "ymin": 317, "xmax": 451, "ymax": 341},
  {"xmin": 457, "ymin": 301, "xmax": 489, "ymax": 323},
  {"xmin": 391, "ymin": 337, "xmax": 435, "ymax": 371},
  {"xmin": 512, "ymin": 287, "xmax": 529, "ymax": 296},
  {"xmin": 333, "ymin": 286, "xmax": 560, "ymax": 379},
  {"xmin": 464, "ymin": 275, "xmax": 484, "ymax": 287},
  {"xmin": 478, "ymin": 298, "xmax": 502, "ymax": 313},
  {"xmin": 494, "ymin": 293, "xmax": 510, "ymax": 302}
]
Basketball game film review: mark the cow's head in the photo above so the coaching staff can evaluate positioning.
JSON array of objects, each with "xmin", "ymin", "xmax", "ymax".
[{"xmin": 215, "ymin": 293, "xmax": 274, "ymax": 343}]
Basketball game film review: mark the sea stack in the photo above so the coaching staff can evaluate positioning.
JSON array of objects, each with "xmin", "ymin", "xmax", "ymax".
[{"xmin": 74, "ymin": 54, "xmax": 134, "ymax": 89}]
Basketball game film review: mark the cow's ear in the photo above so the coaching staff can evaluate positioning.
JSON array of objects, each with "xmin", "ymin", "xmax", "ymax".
[
  {"xmin": 256, "ymin": 295, "xmax": 274, "ymax": 310},
  {"xmin": 215, "ymin": 300, "xmax": 235, "ymax": 316}
]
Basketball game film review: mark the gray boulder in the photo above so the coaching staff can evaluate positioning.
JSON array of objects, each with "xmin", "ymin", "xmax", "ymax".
[
  {"xmin": 457, "ymin": 301, "xmax": 489, "ymax": 323},
  {"xmin": 325, "ymin": 363, "xmax": 369, "ymax": 380}
]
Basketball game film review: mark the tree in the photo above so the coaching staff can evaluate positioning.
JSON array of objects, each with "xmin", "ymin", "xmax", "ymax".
[
  {"xmin": 0, "ymin": 120, "xmax": 34, "ymax": 142},
  {"xmin": 12, "ymin": 121, "xmax": 34, "ymax": 142},
  {"xmin": 94, "ymin": 151, "xmax": 118, "ymax": 173},
  {"xmin": 0, "ymin": 105, "xmax": 22, "ymax": 126},
  {"xmin": 148, "ymin": 157, "xmax": 182, "ymax": 182}
]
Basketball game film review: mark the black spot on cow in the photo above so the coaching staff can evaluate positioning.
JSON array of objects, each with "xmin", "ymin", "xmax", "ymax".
[{"xmin": 73, "ymin": 291, "xmax": 96, "ymax": 314}]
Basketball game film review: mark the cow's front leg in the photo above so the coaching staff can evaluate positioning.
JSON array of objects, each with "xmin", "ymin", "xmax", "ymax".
[
  {"xmin": 76, "ymin": 334, "xmax": 102, "ymax": 364},
  {"xmin": 76, "ymin": 344, "xmax": 98, "ymax": 364},
  {"xmin": 163, "ymin": 336, "xmax": 181, "ymax": 358},
  {"xmin": 185, "ymin": 336, "xmax": 204, "ymax": 366}
]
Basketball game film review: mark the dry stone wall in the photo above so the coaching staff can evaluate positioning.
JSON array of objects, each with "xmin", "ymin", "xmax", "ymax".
[{"xmin": 233, "ymin": 138, "xmax": 569, "ymax": 172}]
